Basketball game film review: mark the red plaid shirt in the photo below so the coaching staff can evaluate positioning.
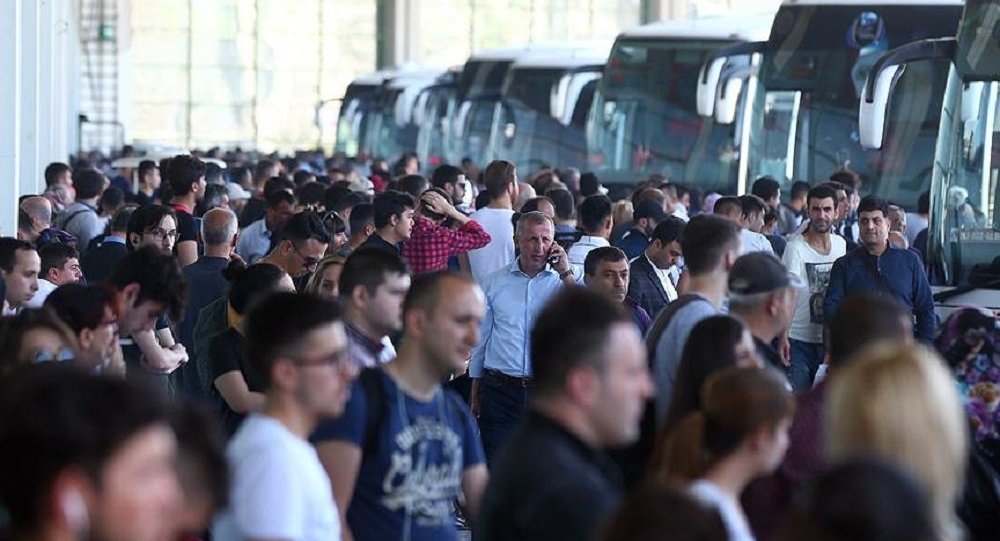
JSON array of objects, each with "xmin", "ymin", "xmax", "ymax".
[{"xmin": 402, "ymin": 215, "xmax": 491, "ymax": 274}]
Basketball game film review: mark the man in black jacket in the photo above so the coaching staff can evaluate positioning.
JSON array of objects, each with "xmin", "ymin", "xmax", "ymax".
[
  {"xmin": 81, "ymin": 205, "xmax": 134, "ymax": 284},
  {"xmin": 627, "ymin": 217, "xmax": 685, "ymax": 319},
  {"xmin": 477, "ymin": 288, "xmax": 653, "ymax": 541}
]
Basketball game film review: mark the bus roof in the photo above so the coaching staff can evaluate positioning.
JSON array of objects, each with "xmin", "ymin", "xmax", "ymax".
[
  {"xmin": 467, "ymin": 40, "xmax": 609, "ymax": 62},
  {"xmin": 619, "ymin": 12, "xmax": 776, "ymax": 41},
  {"xmin": 508, "ymin": 48, "xmax": 610, "ymax": 70}
]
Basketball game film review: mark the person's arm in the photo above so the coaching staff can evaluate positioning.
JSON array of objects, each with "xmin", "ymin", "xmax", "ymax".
[
  {"xmin": 176, "ymin": 240, "xmax": 198, "ymax": 267},
  {"xmin": 468, "ymin": 291, "xmax": 495, "ymax": 417},
  {"xmin": 214, "ymin": 371, "xmax": 266, "ymax": 413},
  {"xmin": 911, "ymin": 256, "xmax": 936, "ymax": 342},
  {"xmin": 822, "ymin": 257, "xmax": 847, "ymax": 328},
  {"xmin": 104, "ymin": 341, "xmax": 126, "ymax": 377},
  {"xmin": 460, "ymin": 465, "xmax": 489, "ymax": 527},
  {"xmin": 133, "ymin": 329, "xmax": 187, "ymax": 373},
  {"xmin": 458, "ymin": 252, "xmax": 472, "ymax": 276},
  {"xmin": 315, "ymin": 441, "xmax": 361, "ymax": 541}
]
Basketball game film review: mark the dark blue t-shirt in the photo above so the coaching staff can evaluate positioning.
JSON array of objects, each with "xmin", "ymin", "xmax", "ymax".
[{"xmin": 313, "ymin": 370, "xmax": 485, "ymax": 541}]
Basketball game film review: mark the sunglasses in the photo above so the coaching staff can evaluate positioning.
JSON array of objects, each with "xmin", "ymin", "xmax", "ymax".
[{"xmin": 33, "ymin": 347, "xmax": 76, "ymax": 364}]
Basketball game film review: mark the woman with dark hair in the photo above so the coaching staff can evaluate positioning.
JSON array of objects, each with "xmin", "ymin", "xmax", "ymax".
[
  {"xmin": 205, "ymin": 262, "xmax": 296, "ymax": 436},
  {"xmin": 663, "ymin": 315, "xmax": 761, "ymax": 434},
  {"xmin": 599, "ymin": 482, "xmax": 727, "ymax": 541}
]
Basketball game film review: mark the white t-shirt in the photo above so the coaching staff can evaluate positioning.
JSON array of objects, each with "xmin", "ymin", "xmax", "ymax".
[
  {"xmin": 212, "ymin": 415, "xmax": 341, "ymax": 541},
  {"xmin": 690, "ymin": 480, "xmax": 756, "ymax": 541},
  {"xmin": 25, "ymin": 279, "xmax": 57, "ymax": 308},
  {"xmin": 740, "ymin": 229, "xmax": 774, "ymax": 255},
  {"xmin": 468, "ymin": 207, "xmax": 516, "ymax": 286},
  {"xmin": 782, "ymin": 234, "xmax": 847, "ymax": 343}
]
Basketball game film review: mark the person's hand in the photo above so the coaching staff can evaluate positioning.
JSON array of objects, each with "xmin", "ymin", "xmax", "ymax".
[
  {"xmin": 470, "ymin": 379, "xmax": 481, "ymax": 418},
  {"xmin": 548, "ymin": 243, "xmax": 571, "ymax": 275},
  {"xmin": 170, "ymin": 343, "xmax": 189, "ymax": 366},
  {"xmin": 229, "ymin": 252, "xmax": 246, "ymax": 267},
  {"xmin": 421, "ymin": 191, "xmax": 457, "ymax": 218}
]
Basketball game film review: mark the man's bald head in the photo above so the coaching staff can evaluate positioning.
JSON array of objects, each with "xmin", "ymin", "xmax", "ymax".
[
  {"xmin": 19, "ymin": 197, "xmax": 52, "ymax": 228},
  {"xmin": 201, "ymin": 207, "xmax": 238, "ymax": 247}
]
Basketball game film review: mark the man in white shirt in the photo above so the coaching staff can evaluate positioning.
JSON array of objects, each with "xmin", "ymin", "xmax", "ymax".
[
  {"xmin": 568, "ymin": 195, "xmax": 613, "ymax": 276},
  {"xmin": 0, "ymin": 238, "xmax": 40, "ymax": 316},
  {"xmin": 27, "ymin": 243, "xmax": 82, "ymax": 307},
  {"xmin": 468, "ymin": 160, "xmax": 519, "ymax": 286},
  {"xmin": 714, "ymin": 195, "xmax": 774, "ymax": 255},
  {"xmin": 212, "ymin": 292, "xmax": 358, "ymax": 541},
  {"xmin": 781, "ymin": 184, "xmax": 846, "ymax": 392}
]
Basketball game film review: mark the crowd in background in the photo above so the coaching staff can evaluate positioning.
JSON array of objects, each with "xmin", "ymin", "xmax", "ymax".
[{"xmin": 0, "ymin": 145, "xmax": 997, "ymax": 541}]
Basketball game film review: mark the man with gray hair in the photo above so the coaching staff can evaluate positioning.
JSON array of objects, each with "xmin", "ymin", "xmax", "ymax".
[
  {"xmin": 727, "ymin": 252, "xmax": 799, "ymax": 375},
  {"xmin": 175, "ymin": 207, "xmax": 239, "ymax": 397},
  {"xmin": 17, "ymin": 196, "xmax": 54, "ymax": 243},
  {"xmin": 469, "ymin": 210, "xmax": 577, "ymax": 461}
]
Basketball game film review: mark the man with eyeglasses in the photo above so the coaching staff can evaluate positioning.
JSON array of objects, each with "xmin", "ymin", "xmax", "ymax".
[
  {"xmin": 259, "ymin": 211, "xmax": 330, "ymax": 281},
  {"xmin": 212, "ymin": 292, "xmax": 357, "ymax": 541},
  {"xmin": 44, "ymin": 283, "xmax": 124, "ymax": 374}
]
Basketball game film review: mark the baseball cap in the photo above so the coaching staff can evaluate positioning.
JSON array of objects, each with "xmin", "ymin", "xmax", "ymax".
[
  {"xmin": 634, "ymin": 199, "xmax": 669, "ymax": 222},
  {"xmin": 728, "ymin": 252, "xmax": 804, "ymax": 295},
  {"xmin": 225, "ymin": 182, "xmax": 251, "ymax": 201}
]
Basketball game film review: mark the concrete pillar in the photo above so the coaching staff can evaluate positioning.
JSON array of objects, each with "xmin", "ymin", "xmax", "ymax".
[
  {"xmin": 21, "ymin": 0, "xmax": 41, "ymax": 198},
  {"xmin": 376, "ymin": 0, "xmax": 420, "ymax": 69},
  {"xmin": 642, "ymin": 0, "xmax": 691, "ymax": 23},
  {"xmin": 0, "ymin": 0, "xmax": 22, "ymax": 236}
]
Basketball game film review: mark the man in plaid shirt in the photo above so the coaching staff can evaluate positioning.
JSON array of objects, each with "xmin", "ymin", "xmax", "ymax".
[{"xmin": 402, "ymin": 188, "xmax": 491, "ymax": 274}]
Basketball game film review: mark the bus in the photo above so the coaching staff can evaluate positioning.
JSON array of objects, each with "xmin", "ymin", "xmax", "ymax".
[
  {"xmin": 697, "ymin": 0, "xmax": 962, "ymax": 207},
  {"xmin": 448, "ymin": 42, "xmax": 599, "ymax": 168},
  {"xmin": 859, "ymin": 0, "xmax": 1000, "ymax": 311},
  {"xmin": 585, "ymin": 12, "xmax": 776, "ymax": 190},
  {"xmin": 333, "ymin": 70, "xmax": 393, "ymax": 157},
  {"xmin": 360, "ymin": 69, "xmax": 442, "ymax": 162},
  {"xmin": 414, "ymin": 69, "xmax": 459, "ymax": 173},
  {"xmin": 486, "ymin": 47, "xmax": 608, "ymax": 173}
]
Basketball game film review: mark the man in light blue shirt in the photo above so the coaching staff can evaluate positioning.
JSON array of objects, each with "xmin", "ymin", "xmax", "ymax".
[
  {"xmin": 469, "ymin": 211, "xmax": 576, "ymax": 462},
  {"xmin": 235, "ymin": 189, "xmax": 295, "ymax": 264}
]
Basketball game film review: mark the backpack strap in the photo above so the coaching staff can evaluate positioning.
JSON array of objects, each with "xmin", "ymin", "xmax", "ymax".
[
  {"xmin": 61, "ymin": 206, "xmax": 96, "ymax": 231},
  {"xmin": 644, "ymin": 293, "xmax": 704, "ymax": 367},
  {"xmin": 358, "ymin": 367, "xmax": 387, "ymax": 459}
]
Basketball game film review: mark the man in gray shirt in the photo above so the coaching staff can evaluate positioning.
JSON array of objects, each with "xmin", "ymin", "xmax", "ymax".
[
  {"xmin": 57, "ymin": 169, "xmax": 107, "ymax": 255},
  {"xmin": 648, "ymin": 214, "xmax": 742, "ymax": 424}
]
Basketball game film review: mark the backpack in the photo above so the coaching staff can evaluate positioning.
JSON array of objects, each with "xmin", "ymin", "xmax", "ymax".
[{"xmin": 357, "ymin": 367, "xmax": 461, "ymax": 459}]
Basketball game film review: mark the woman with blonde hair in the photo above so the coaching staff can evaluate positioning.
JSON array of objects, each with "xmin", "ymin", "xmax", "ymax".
[
  {"xmin": 304, "ymin": 255, "xmax": 346, "ymax": 300},
  {"xmin": 825, "ymin": 342, "xmax": 968, "ymax": 541}
]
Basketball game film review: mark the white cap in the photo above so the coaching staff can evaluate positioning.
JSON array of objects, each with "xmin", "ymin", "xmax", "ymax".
[{"xmin": 225, "ymin": 183, "xmax": 252, "ymax": 201}]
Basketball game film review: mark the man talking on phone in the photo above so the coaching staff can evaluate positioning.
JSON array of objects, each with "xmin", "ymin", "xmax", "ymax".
[{"xmin": 469, "ymin": 211, "xmax": 575, "ymax": 462}]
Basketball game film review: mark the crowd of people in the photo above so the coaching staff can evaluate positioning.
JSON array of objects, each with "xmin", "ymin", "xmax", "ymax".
[{"xmin": 0, "ymin": 148, "xmax": 997, "ymax": 541}]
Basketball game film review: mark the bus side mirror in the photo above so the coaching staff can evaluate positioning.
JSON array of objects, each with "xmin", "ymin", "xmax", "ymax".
[
  {"xmin": 859, "ymin": 64, "xmax": 903, "ymax": 150},
  {"xmin": 697, "ymin": 57, "xmax": 727, "ymax": 117},
  {"xmin": 715, "ymin": 63, "xmax": 758, "ymax": 125}
]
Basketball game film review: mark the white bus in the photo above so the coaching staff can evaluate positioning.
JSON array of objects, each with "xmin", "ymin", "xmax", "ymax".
[
  {"xmin": 360, "ymin": 69, "xmax": 442, "ymax": 162},
  {"xmin": 333, "ymin": 70, "xmax": 394, "ymax": 157},
  {"xmin": 486, "ymin": 46, "xmax": 609, "ymax": 173},
  {"xmin": 698, "ymin": 0, "xmax": 962, "ymax": 208},
  {"xmin": 585, "ymin": 12, "xmax": 775, "ymax": 190},
  {"xmin": 860, "ymin": 0, "xmax": 1000, "ymax": 312}
]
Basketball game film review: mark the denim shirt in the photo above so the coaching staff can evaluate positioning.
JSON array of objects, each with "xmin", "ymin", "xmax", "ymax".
[{"xmin": 469, "ymin": 260, "xmax": 564, "ymax": 378}]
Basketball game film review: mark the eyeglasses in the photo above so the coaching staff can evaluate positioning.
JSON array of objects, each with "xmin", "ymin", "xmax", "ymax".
[
  {"xmin": 33, "ymin": 347, "xmax": 76, "ymax": 364},
  {"xmin": 148, "ymin": 228, "xmax": 178, "ymax": 240},
  {"xmin": 295, "ymin": 348, "xmax": 351, "ymax": 370},
  {"xmin": 292, "ymin": 243, "xmax": 320, "ymax": 270}
]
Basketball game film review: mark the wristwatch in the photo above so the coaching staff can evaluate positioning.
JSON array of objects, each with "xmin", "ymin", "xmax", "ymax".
[{"xmin": 559, "ymin": 269, "xmax": 573, "ymax": 280}]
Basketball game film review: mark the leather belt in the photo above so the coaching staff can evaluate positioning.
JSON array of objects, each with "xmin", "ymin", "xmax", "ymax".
[{"xmin": 485, "ymin": 369, "xmax": 532, "ymax": 388}]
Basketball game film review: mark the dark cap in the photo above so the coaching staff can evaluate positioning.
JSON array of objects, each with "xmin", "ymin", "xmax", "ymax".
[
  {"xmin": 634, "ymin": 199, "xmax": 669, "ymax": 222},
  {"xmin": 728, "ymin": 252, "xmax": 803, "ymax": 295}
]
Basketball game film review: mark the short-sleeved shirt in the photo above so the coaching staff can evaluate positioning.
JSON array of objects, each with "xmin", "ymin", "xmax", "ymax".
[
  {"xmin": 172, "ymin": 205, "xmax": 199, "ymax": 244},
  {"xmin": 120, "ymin": 315, "xmax": 172, "ymax": 396},
  {"xmin": 207, "ymin": 328, "xmax": 264, "ymax": 436},
  {"xmin": 312, "ymin": 370, "xmax": 485, "ymax": 541},
  {"xmin": 651, "ymin": 296, "xmax": 718, "ymax": 423},
  {"xmin": 213, "ymin": 415, "xmax": 341, "ymax": 541}
]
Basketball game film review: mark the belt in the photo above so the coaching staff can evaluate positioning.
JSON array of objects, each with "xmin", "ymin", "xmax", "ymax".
[{"xmin": 485, "ymin": 369, "xmax": 532, "ymax": 388}]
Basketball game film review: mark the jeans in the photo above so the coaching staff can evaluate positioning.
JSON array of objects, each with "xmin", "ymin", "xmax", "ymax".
[
  {"xmin": 478, "ymin": 374, "xmax": 530, "ymax": 464},
  {"xmin": 788, "ymin": 339, "xmax": 824, "ymax": 392}
]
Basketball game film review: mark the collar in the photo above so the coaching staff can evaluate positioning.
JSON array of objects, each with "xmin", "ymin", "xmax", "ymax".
[
  {"xmin": 345, "ymin": 320, "xmax": 384, "ymax": 356},
  {"xmin": 170, "ymin": 202, "xmax": 193, "ymax": 214},
  {"xmin": 578, "ymin": 235, "xmax": 609, "ymax": 247},
  {"xmin": 509, "ymin": 259, "xmax": 558, "ymax": 278},
  {"xmin": 104, "ymin": 235, "xmax": 126, "ymax": 245}
]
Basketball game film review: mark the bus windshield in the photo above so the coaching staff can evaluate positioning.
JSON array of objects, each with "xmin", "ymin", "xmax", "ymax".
[
  {"xmin": 415, "ymin": 84, "xmax": 455, "ymax": 171},
  {"xmin": 587, "ymin": 38, "xmax": 741, "ymax": 190},
  {"xmin": 335, "ymin": 84, "xmax": 378, "ymax": 156},
  {"xmin": 749, "ymin": 4, "xmax": 961, "ymax": 209},
  {"xmin": 490, "ymin": 67, "xmax": 600, "ymax": 172}
]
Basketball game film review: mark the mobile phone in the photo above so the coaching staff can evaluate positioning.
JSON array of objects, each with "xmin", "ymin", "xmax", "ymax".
[{"xmin": 547, "ymin": 248, "xmax": 560, "ymax": 265}]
